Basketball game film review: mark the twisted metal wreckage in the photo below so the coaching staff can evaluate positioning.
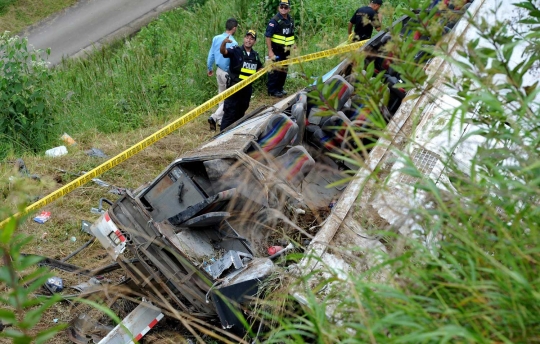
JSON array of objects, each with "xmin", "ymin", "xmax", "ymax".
[{"xmin": 24, "ymin": 2, "xmax": 496, "ymax": 342}]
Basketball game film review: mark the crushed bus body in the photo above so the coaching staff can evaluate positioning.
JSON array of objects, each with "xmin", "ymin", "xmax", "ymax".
[{"xmin": 64, "ymin": 5, "xmax": 477, "ymax": 342}]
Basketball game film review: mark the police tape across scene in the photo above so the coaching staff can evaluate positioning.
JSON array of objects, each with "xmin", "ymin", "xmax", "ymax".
[
  {"xmin": 0, "ymin": 39, "xmax": 369, "ymax": 227},
  {"xmin": 272, "ymin": 39, "xmax": 368, "ymax": 67}
]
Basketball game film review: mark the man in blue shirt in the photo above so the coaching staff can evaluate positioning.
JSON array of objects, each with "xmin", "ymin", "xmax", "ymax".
[{"xmin": 207, "ymin": 18, "xmax": 238, "ymax": 131}]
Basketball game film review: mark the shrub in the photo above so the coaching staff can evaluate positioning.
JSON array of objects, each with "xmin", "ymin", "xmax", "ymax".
[{"xmin": 0, "ymin": 33, "xmax": 57, "ymax": 160}]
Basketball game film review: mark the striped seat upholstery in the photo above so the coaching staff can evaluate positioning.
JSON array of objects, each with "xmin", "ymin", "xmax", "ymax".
[
  {"xmin": 308, "ymin": 75, "xmax": 354, "ymax": 125},
  {"xmin": 276, "ymin": 146, "xmax": 315, "ymax": 186},
  {"xmin": 251, "ymin": 114, "xmax": 298, "ymax": 159}
]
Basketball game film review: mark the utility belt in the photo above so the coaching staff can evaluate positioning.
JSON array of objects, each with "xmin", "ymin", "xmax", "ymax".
[
  {"xmin": 226, "ymin": 71, "xmax": 256, "ymax": 88},
  {"xmin": 226, "ymin": 74, "xmax": 245, "ymax": 88},
  {"xmin": 225, "ymin": 74, "xmax": 235, "ymax": 88}
]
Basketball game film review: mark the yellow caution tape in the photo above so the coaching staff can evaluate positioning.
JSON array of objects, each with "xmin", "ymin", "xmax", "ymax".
[
  {"xmin": 0, "ymin": 39, "xmax": 369, "ymax": 227},
  {"xmin": 272, "ymin": 39, "xmax": 368, "ymax": 67},
  {"xmin": 0, "ymin": 69, "xmax": 269, "ymax": 227}
]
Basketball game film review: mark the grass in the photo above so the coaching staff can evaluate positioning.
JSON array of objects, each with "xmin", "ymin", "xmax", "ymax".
[
  {"xmin": 1, "ymin": 0, "xmax": 406, "ymax": 157},
  {"xmin": 256, "ymin": 3, "xmax": 540, "ymax": 341},
  {"xmin": 44, "ymin": 0, "xmax": 409, "ymax": 141},
  {"xmin": 0, "ymin": 0, "xmax": 77, "ymax": 34},
  {"xmin": 46, "ymin": 1, "xmax": 357, "ymax": 137}
]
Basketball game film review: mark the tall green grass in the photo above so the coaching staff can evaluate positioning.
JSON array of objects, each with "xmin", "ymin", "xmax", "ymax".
[
  {"xmin": 0, "ymin": 0, "xmax": 15, "ymax": 14},
  {"xmin": 1, "ymin": 0, "xmax": 409, "ymax": 158},
  {"xmin": 48, "ymin": 0, "xmax": 406, "ymax": 137}
]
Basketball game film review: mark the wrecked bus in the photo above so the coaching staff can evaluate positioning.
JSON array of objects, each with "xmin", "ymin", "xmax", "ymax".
[{"xmin": 68, "ymin": 6, "xmax": 473, "ymax": 342}]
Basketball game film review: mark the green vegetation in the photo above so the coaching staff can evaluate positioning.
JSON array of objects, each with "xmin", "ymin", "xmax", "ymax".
[
  {"xmin": 46, "ymin": 0, "xmax": 366, "ymax": 138},
  {"xmin": 0, "ymin": 0, "xmax": 77, "ymax": 34},
  {"xmin": 0, "ymin": 0, "xmax": 16, "ymax": 14},
  {"xmin": 1, "ymin": 0, "xmax": 408, "ymax": 159},
  {"xmin": 0, "ymin": 186, "xmax": 66, "ymax": 343},
  {"xmin": 259, "ymin": 1, "xmax": 540, "ymax": 342},
  {"xmin": 0, "ymin": 33, "xmax": 55, "ymax": 158}
]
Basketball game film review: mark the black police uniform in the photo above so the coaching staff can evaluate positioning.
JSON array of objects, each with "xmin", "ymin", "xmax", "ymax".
[
  {"xmin": 265, "ymin": 13, "xmax": 295, "ymax": 95},
  {"xmin": 220, "ymin": 45, "xmax": 263, "ymax": 131},
  {"xmin": 350, "ymin": 6, "xmax": 380, "ymax": 41}
]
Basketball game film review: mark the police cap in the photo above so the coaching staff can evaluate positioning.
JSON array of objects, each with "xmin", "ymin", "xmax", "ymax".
[{"xmin": 246, "ymin": 29, "xmax": 257, "ymax": 40}]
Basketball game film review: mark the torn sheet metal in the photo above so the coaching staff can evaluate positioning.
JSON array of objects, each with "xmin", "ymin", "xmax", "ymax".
[
  {"xmin": 98, "ymin": 301, "xmax": 163, "ymax": 344},
  {"xmin": 69, "ymin": 313, "xmax": 114, "ymax": 344},
  {"xmin": 70, "ymin": 277, "xmax": 102, "ymax": 293},
  {"xmin": 89, "ymin": 211, "xmax": 126, "ymax": 260},
  {"xmin": 205, "ymin": 250, "xmax": 253, "ymax": 279}
]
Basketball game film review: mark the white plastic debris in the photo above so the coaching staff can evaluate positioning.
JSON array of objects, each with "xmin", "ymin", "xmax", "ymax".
[{"xmin": 45, "ymin": 146, "xmax": 68, "ymax": 157}]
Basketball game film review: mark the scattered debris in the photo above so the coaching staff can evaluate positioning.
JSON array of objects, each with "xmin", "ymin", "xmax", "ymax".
[
  {"xmin": 108, "ymin": 186, "xmax": 126, "ymax": 195},
  {"xmin": 70, "ymin": 277, "xmax": 102, "ymax": 293},
  {"xmin": 90, "ymin": 198, "xmax": 113, "ymax": 214},
  {"xmin": 69, "ymin": 313, "xmax": 114, "ymax": 344},
  {"xmin": 267, "ymin": 246, "xmax": 284, "ymax": 255},
  {"xmin": 11, "ymin": 158, "xmax": 40, "ymax": 180},
  {"xmin": 90, "ymin": 208, "xmax": 105, "ymax": 214},
  {"xmin": 45, "ymin": 276, "xmax": 63, "ymax": 293},
  {"xmin": 56, "ymin": 8, "xmax": 475, "ymax": 341},
  {"xmin": 98, "ymin": 301, "xmax": 164, "ymax": 344},
  {"xmin": 328, "ymin": 199, "xmax": 337, "ymax": 209},
  {"xmin": 45, "ymin": 145, "xmax": 68, "ymax": 157},
  {"xmin": 33, "ymin": 211, "xmax": 51, "ymax": 224},
  {"xmin": 205, "ymin": 251, "xmax": 253, "ymax": 279},
  {"xmin": 85, "ymin": 148, "xmax": 108, "ymax": 158},
  {"xmin": 91, "ymin": 178, "xmax": 110, "ymax": 188},
  {"xmin": 81, "ymin": 220, "xmax": 92, "ymax": 234},
  {"xmin": 268, "ymin": 243, "xmax": 295, "ymax": 260},
  {"xmin": 91, "ymin": 178, "xmax": 127, "ymax": 195},
  {"xmin": 15, "ymin": 158, "xmax": 29, "ymax": 175},
  {"xmin": 61, "ymin": 133, "xmax": 77, "ymax": 146},
  {"xmin": 62, "ymin": 237, "xmax": 96, "ymax": 262}
]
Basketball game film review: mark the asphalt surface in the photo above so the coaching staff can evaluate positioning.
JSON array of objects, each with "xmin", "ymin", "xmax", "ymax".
[{"xmin": 22, "ymin": 0, "xmax": 185, "ymax": 66}]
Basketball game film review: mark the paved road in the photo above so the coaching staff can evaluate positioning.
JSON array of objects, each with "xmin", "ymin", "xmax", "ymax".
[{"xmin": 22, "ymin": 0, "xmax": 184, "ymax": 65}]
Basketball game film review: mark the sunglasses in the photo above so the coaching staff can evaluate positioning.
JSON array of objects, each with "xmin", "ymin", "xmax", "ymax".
[{"xmin": 280, "ymin": 5, "xmax": 290, "ymax": 9}]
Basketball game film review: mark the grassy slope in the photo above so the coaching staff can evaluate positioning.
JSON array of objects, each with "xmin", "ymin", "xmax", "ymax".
[
  {"xmin": 46, "ymin": 0, "xmax": 364, "ymax": 137},
  {"xmin": 0, "ymin": 0, "xmax": 77, "ymax": 34}
]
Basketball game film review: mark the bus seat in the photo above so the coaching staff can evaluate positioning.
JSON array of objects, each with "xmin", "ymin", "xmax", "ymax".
[{"xmin": 275, "ymin": 146, "xmax": 315, "ymax": 186}]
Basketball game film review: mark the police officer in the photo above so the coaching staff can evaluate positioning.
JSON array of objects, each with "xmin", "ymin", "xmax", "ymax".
[
  {"xmin": 220, "ymin": 30, "xmax": 264, "ymax": 131},
  {"xmin": 265, "ymin": 0, "xmax": 295, "ymax": 98},
  {"xmin": 348, "ymin": 0, "xmax": 382, "ymax": 42}
]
